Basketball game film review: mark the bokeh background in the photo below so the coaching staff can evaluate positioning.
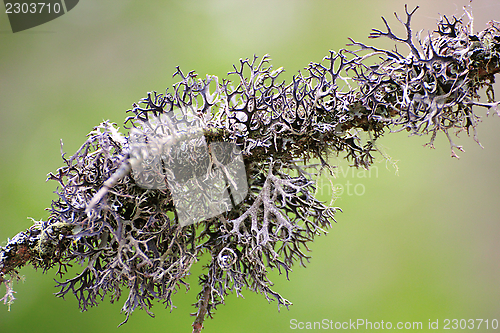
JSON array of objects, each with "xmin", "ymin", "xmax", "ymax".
[{"xmin": 1, "ymin": 1, "xmax": 500, "ymax": 332}]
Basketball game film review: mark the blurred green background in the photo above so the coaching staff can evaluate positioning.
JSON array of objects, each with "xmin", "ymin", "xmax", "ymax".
[{"xmin": 1, "ymin": 1, "xmax": 500, "ymax": 332}]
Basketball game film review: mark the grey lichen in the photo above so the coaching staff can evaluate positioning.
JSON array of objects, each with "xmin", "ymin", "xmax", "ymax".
[{"xmin": 1, "ymin": 6, "xmax": 499, "ymax": 332}]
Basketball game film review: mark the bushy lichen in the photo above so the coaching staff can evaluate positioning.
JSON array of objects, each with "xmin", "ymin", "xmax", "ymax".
[{"xmin": 1, "ymin": 6, "xmax": 499, "ymax": 332}]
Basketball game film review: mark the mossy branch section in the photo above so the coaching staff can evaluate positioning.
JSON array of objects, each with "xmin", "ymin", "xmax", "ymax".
[{"xmin": 1, "ymin": 7, "xmax": 499, "ymax": 331}]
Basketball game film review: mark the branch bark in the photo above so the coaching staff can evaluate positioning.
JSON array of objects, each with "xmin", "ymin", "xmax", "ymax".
[{"xmin": 192, "ymin": 283, "xmax": 211, "ymax": 333}]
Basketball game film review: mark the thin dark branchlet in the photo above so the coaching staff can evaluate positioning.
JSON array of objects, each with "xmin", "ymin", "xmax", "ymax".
[{"xmin": 1, "ymin": 7, "xmax": 499, "ymax": 332}]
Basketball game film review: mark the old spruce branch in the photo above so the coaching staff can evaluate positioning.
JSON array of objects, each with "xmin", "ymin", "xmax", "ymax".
[{"xmin": 1, "ymin": 6, "xmax": 500, "ymax": 332}]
